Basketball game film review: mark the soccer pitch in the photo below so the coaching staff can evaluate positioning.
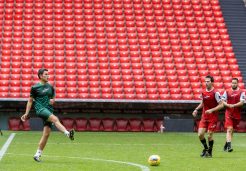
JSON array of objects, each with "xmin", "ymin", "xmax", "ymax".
[{"xmin": 0, "ymin": 131, "xmax": 246, "ymax": 171}]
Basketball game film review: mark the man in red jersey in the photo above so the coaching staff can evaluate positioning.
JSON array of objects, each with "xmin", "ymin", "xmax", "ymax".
[
  {"xmin": 192, "ymin": 75, "xmax": 224, "ymax": 157},
  {"xmin": 222, "ymin": 78, "xmax": 245, "ymax": 152}
]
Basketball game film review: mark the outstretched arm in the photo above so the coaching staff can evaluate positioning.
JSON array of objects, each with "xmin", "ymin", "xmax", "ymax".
[{"xmin": 21, "ymin": 97, "xmax": 33, "ymax": 121}]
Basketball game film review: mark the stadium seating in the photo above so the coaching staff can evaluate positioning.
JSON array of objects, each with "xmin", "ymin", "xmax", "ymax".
[
  {"xmin": 154, "ymin": 119, "xmax": 164, "ymax": 132},
  {"xmin": 8, "ymin": 117, "xmax": 21, "ymax": 131},
  {"xmin": 235, "ymin": 120, "xmax": 246, "ymax": 133},
  {"xmin": 10, "ymin": 116, "xmax": 237, "ymax": 132},
  {"xmin": 129, "ymin": 118, "xmax": 142, "ymax": 132},
  {"xmin": 115, "ymin": 118, "xmax": 129, "ymax": 132},
  {"xmin": 75, "ymin": 118, "xmax": 88, "ymax": 131},
  {"xmin": 21, "ymin": 120, "xmax": 31, "ymax": 131},
  {"xmin": 0, "ymin": 0, "xmax": 244, "ymax": 100},
  {"xmin": 61, "ymin": 118, "xmax": 75, "ymax": 130},
  {"xmin": 142, "ymin": 119, "xmax": 155, "ymax": 132},
  {"xmin": 102, "ymin": 118, "xmax": 115, "ymax": 131},
  {"xmin": 88, "ymin": 118, "xmax": 102, "ymax": 131}
]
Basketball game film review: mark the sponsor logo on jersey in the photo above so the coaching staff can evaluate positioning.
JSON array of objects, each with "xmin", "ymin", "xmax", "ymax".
[
  {"xmin": 204, "ymin": 95, "xmax": 210, "ymax": 99},
  {"xmin": 42, "ymin": 88, "xmax": 49, "ymax": 93}
]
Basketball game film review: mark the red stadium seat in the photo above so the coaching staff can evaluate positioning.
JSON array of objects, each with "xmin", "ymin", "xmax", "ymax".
[
  {"xmin": 129, "ymin": 118, "xmax": 142, "ymax": 132},
  {"xmin": 21, "ymin": 120, "xmax": 31, "ymax": 131},
  {"xmin": 236, "ymin": 120, "xmax": 246, "ymax": 133},
  {"xmin": 142, "ymin": 119, "xmax": 155, "ymax": 132},
  {"xmin": 8, "ymin": 117, "xmax": 21, "ymax": 131},
  {"xmin": 115, "ymin": 118, "xmax": 129, "ymax": 132},
  {"xmin": 75, "ymin": 118, "xmax": 88, "ymax": 131},
  {"xmin": 88, "ymin": 118, "xmax": 102, "ymax": 131},
  {"xmin": 102, "ymin": 118, "xmax": 115, "ymax": 131},
  {"xmin": 61, "ymin": 118, "xmax": 75, "ymax": 130},
  {"xmin": 154, "ymin": 119, "xmax": 164, "ymax": 132}
]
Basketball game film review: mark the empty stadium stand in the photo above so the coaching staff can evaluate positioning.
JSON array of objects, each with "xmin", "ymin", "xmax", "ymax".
[
  {"xmin": 220, "ymin": 0, "xmax": 246, "ymax": 84},
  {"xmin": 10, "ymin": 116, "xmax": 246, "ymax": 132},
  {"xmin": 2, "ymin": 0, "xmax": 246, "ymax": 133},
  {"xmin": 0, "ymin": 0, "xmax": 245, "ymax": 101}
]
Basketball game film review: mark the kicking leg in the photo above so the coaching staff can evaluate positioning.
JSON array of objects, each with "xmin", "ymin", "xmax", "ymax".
[{"xmin": 48, "ymin": 114, "xmax": 74, "ymax": 140}]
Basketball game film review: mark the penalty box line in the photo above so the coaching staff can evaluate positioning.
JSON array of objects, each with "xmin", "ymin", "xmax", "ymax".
[{"xmin": 0, "ymin": 133, "xmax": 16, "ymax": 161}]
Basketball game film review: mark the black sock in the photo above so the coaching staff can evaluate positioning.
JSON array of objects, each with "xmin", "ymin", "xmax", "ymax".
[
  {"xmin": 208, "ymin": 140, "xmax": 214, "ymax": 149},
  {"xmin": 200, "ymin": 139, "xmax": 208, "ymax": 149}
]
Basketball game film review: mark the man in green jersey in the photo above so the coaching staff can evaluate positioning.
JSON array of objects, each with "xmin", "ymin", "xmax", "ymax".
[{"xmin": 21, "ymin": 68, "xmax": 74, "ymax": 162}]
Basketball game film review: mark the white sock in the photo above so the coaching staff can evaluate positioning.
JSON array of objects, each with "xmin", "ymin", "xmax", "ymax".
[
  {"xmin": 35, "ymin": 149, "xmax": 42, "ymax": 157},
  {"xmin": 64, "ymin": 130, "xmax": 69, "ymax": 137}
]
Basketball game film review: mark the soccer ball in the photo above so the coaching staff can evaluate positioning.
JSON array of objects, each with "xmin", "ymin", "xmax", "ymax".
[{"xmin": 148, "ymin": 155, "xmax": 160, "ymax": 166}]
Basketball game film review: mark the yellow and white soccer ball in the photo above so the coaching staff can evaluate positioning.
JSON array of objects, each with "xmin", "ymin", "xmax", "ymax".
[{"xmin": 148, "ymin": 155, "xmax": 160, "ymax": 166}]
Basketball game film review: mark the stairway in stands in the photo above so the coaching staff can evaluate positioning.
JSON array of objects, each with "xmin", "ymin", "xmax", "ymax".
[{"xmin": 220, "ymin": 0, "xmax": 246, "ymax": 84}]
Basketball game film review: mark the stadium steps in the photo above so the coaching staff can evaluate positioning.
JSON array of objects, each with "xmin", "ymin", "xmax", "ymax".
[{"xmin": 220, "ymin": 0, "xmax": 246, "ymax": 83}]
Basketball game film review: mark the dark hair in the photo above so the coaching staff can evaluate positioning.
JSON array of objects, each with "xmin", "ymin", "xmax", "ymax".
[
  {"xmin": 205, "ymin": 75, "xmax": 214, "ymax": 82},
  {"xmin": 38, "ymin": 68, "xmax": 48, "ymax": 79},
  {"xmin": 232, "ymin": 78, "xmax": 239, "ymax": 82}
]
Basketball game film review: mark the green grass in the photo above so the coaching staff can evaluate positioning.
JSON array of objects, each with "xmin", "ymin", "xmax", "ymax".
[{"xmin": 0, "ymin": 131, "xmax": 246, "ymax": 171}]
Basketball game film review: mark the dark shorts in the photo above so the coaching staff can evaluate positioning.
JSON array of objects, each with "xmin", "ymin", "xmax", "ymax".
[{"xmin": 36, "ymin": 108, "xmax": 53, "ymax": 128}]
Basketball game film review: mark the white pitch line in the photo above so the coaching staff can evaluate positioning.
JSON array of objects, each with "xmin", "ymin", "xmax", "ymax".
[
  {"xmin": 6, "ymin": 153, "xmax": 150, "ymax": 171},
  {"xmin": 52, "ymin": 155, "xmax": 150, "ymax": 171},
  {"xmin": 0, "ymin": 133, "xmax": 15, "ymax": 160}
]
